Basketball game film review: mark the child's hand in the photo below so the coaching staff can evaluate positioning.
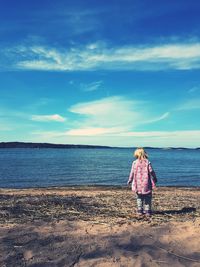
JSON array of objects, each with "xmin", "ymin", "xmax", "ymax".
[
  {"xmin": 154, "ymin": 186, "xmax": 158, "ymax": 191},
  {"xmin": 127, "ymin": 181, "xmax": 131, "ymax": 185}
]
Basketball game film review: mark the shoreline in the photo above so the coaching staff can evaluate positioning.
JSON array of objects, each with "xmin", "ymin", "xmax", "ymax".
[{"xmin": 1, "ymin": 185, "xmax": 200, "ymax": 191}]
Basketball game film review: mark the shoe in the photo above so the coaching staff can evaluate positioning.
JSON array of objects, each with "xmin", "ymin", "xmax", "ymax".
[
  {"xmin": 144, "ymin": 211, "xmax": 151, "ymax": 217},
  {"xmin": 137, "ymin": 209, "xmax": 143, "ymax": 216}
]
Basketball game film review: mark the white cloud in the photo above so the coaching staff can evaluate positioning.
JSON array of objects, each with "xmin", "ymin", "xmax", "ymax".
[
  {"xmin": 5, "ymin": 42, "xmax": 200, "ymax": 71},
  {"xmin": 68, "ymin": 96, "xmax": 144, "ymax": 129},
  {"xmin": 31, "ymin": 114, "xmax": 66, "ymax": 122},
  {"xmin": 66, "ymin": 96, "xmax": 169, "ymax": 136},
  {"xmin": 16, "ymin": 43, "xmax": 200, "ymax": 71},
  {"xmin": 31, "ymin": 96, "xmax": 169, "ymax": 138}
]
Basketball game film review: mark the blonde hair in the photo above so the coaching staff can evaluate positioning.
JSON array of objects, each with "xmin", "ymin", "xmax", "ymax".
[{"xmin": 134, "ymin": 147, "xmax": 148, "ymax": 160}]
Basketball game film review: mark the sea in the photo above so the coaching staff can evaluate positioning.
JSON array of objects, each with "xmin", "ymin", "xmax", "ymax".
[{"xmin": 0, "ymin": 148, "xmax": 199, "ymax": 188}]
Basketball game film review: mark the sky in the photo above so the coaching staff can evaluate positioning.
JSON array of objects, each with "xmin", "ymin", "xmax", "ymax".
[{"xmin": 0, "ymin": 0, "xmax": 200, "ymax": 147}]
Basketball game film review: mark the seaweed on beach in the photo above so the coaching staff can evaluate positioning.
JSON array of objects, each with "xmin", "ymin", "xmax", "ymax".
[{"xmin": 0, "ymin": 187, "xmax": 199, "ymax": 225}]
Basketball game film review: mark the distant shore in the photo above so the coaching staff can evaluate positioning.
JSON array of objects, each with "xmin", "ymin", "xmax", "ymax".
[
  {"xmin": 0, "ymin": 186, "xmax": 199, "ymax": 266},
  {"xmin": 0, "ymin": 141, "xmax": 199, "ymax": 149}
]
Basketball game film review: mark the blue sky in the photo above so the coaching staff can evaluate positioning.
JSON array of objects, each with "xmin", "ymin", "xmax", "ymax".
[{"xmin": 0, "ymin": 0, "xmax": 200, "ymax": 147}]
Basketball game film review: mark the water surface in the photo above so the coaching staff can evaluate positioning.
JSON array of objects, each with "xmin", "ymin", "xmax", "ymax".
[{"xmin": 0, "ymin": 148, "xmax": 199, "ymax": 188}]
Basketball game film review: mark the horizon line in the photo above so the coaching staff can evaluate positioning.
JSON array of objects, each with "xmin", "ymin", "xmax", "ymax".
[{"xmin": 0, "ymin": 141, "xmax": 199, "ymax": 150}]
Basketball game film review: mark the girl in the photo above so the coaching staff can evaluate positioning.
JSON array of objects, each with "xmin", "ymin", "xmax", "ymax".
[{"xmin": 127, "ymin": 147, "xmax": 157, "ymax": 216}]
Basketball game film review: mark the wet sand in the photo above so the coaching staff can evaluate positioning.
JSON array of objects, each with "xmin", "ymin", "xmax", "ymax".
[{"xmin": 0, "ymin": 186, "xmax": 199, "ymax": 266}]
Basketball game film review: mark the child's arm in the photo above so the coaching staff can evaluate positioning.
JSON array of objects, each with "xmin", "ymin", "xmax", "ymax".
[
  {"xmin": 127, "ymin": 161, "xmax": 135, "ymax": 185},
  {"xmin": 148, "ymin": 162, "xmax": 157, "ymax": 184},
  {"xmin": 151, "ymin": 170, "xmax": 157, "ymax": 184}
]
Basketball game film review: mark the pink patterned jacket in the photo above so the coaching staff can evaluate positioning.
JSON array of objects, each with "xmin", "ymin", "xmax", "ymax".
[{"xmin": 128, "ymin": 159, "xmax": 157, "ymax": 194}]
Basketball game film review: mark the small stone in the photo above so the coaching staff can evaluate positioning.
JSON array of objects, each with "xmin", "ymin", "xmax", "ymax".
[{"xmin": 23, "ymin": 250, "xmax": 33, "ymax": 261}]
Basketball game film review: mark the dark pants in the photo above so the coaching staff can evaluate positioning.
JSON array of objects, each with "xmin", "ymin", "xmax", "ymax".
[{"xmin": 136, "ymin": 193, "xmax": 152, "ymax": 213}]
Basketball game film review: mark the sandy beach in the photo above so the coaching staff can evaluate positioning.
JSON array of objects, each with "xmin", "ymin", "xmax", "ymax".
[{"xmin": 0, "ymin": 186, "xmax": 199, "ymax": 267}]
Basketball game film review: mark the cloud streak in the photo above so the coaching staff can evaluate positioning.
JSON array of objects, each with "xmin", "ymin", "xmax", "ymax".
[
  {"xmin": 65, "ymin": 127, "xmax": 121, "ymax": 136},
  {"xmin": 145, "ymin": 112, "xmax": 170, "ymax": 124},
  {"xmin": 80, "ymin": 81, "xmax": 103, "ymax": 92},
  {"xmin": 4, "ymin": 42, "xmax": 200, "ymax": 71},
  {"xmin": 31, "ymin": 114, "xmax": 66, "ymax": 122}
]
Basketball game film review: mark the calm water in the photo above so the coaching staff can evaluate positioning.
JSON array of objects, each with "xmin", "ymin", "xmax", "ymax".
[{"xmin": 0, "ymin": 148, "xmax": 199, "ymax": 188}]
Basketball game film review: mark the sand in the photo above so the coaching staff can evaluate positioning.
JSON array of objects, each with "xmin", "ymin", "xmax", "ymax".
[{"xmin": 0, "ymin": 186, "xmax": 199, "ymax": 267}]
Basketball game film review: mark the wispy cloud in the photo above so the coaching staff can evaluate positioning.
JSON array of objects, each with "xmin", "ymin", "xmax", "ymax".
[
  {"xmin": 145, "ymin": 112, "xmax": 170, "ymax": 124},
  {"xmin": 66, "ymin": 96, "xmax": 169, "ymax": 136},
  {"xmin": 0, "ymin": 95, "xmax": 170, "ymax": 138},
  {"xmin": 68, "ymin": 96, "xmax": 143, "ymax": 130},
  {"xmin": 31, "ymin": 114, "xmax": 66, "ymax": 122},
  {"xmin": 80, "ymin": 81, "xmax": 103, "ymax": 92},
  {"xmin": 4, "ymin": 41, "xmax": 200, "ymax": 71}
]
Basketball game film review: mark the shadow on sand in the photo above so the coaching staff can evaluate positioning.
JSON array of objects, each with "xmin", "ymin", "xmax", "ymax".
[
  {"xmin": 154, "ymin": 207, "xmax": 196, "ymax": 215},
  {"xmin": 2, "ymin": 223, "xmax": 200, "ymax": 267}
]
